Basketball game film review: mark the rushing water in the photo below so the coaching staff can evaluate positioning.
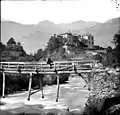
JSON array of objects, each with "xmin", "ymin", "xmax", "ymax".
[{"xmin": 0, "ymin": 75, "xmax": 90, "ymax": 112}]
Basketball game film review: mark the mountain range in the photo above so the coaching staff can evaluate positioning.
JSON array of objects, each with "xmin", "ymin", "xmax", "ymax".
[{"xmin": 1, "ymin": 17, "xmax": 120, "ymax": 53}]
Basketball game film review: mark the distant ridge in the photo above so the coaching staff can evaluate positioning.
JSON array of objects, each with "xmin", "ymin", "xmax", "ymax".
[
  {"xmin": 1, "ymin": 17, "xmax": 120, "ymax": 53},
  {"xmin": 85, "ymin": 17, "xmax": 120, "ymax": 47}
]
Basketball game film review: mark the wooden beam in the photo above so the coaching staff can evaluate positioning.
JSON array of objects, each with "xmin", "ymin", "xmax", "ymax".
[
  {"xmin": 3, "ymin": 69, "xmax": 106, "ymax": 75},
  {"xmin": 30, "ymin": 89, "xmax": 41, "ymax": 96},
  {"xmin": 38, "ymin": 74, "xmax": 44, "ymax": 98},
  {"xmin": 27, "ymin": 72, "xmax": 32, "ymax": 101},
  {"xmin": 56, "ymin": 74, "xmax": 60, "ymax": 102},
  {"xmin": 2, "ymin": 72, "xmax": 5, "ymax": 98}
]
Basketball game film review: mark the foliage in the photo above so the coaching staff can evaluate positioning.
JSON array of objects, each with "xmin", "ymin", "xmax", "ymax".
[
  {"xmin": 93, "ymin": 45, "xmax": 105, "ymax": 50},
  {"xmin": 113, "ymin": 30, "xmax": 120, "ymax": 66},
  {"xmin": 102, "ymin": 46, "xmax": 118, "ymax": 67},
  {"xmin": 7, "ymin": 37, "xmax": 16, "ymax": 46},
  {"xmin": 34, "ymin": 49, "xmax": 47, "ymax": 61},
  {"xmin": 0, "ymin": 42, "xmax": 5, "ymax": 57},
  {"xmin": 100, "ymin": 30, "xmax": 120, "ymax": 68},
  {"xmin": 46, "ymin": 35, "xmax": 65, "ymax": 54},
  {"xmin": 0, "ymin": 42, "xmax": 5, "ymax": 50},
  {"xmin": 0, "ymin": 37, "xmax": 34, "ymax": 62},
  {"xmin": 44, "ymin": 33, "xmax": 89, "ymax": 61}
]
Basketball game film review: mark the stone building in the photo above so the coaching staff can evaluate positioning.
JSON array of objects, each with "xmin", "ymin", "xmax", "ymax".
[
  {"xmin": 81, "ymin": 33, "xmax": 94, "ymax": 49},
  {"xmin": 54, "ymin": 32, "xmax": 94, "ymax": 49}
]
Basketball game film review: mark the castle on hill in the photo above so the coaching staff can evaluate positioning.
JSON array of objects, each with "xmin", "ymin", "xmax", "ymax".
[{"xmin": 52, "ymin": 32, "xmax": 94, "ymax": 49}]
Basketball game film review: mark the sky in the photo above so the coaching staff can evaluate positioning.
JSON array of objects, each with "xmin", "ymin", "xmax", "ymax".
[{"xmin": 1, "ymin": 0, "xmax": 120, "ymax": 25}]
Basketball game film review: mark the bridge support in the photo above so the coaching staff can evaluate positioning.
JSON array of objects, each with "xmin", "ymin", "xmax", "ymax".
[
  {"xmin": 77, "ymin": 73, "xmax": 88, "ymax": 84},
  {"xmin": 2, "ymin": 72, "xmax": 5, "ymax": 98},
  {"xmin": 38, "ymin": 74, "xmax": 44, "ymax": 98},
  {"xmin": 27, "ymin": 72, "xmax": 32, "ymax": 101},
  {"xmin": 56, "ymin": 74, "xmax": 60, "ymax": 102}
]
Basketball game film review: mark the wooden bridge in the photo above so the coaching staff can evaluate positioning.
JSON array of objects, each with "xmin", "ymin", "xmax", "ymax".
[{"xmin": 0, "ymin": 60, "xmax": 105, "ymax": 102}]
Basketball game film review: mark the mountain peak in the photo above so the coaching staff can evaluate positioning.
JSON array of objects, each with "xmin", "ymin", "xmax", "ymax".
[
  {"xmin": 71, "ymin": 20, "xmax": 86, "ymax": 24},
  {"xmin": 37, "ymin": 20, "xmax": 55, "ymax": 25},
  {"xmin": 106, "ymin": 17, "xmax": 120, "ymax": 23},
  {"xmin": 2, "ymin": 20, "xmax": 19, "ymax": 24}
]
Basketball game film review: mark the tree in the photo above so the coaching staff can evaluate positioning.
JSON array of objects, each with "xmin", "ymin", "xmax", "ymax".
[
  {"xmin": 17, "ymin": 42, "xmax": 21, "ymax": 46},
  {"xmin": 113, "ymin": 30, "xmax": 120, "ymax": 66},
  {"xmin": 0, "ymin": 39, "xmax": 28, "ymax": 61},
  {"xmin": 0, "ymin": 42, "xmax": 5, "ymax": 59},
  {"xmin": 106, "ymin": 48, "xmax": 117, "ymax": 67},
  {"xmin": 46, "ymin": 36, "xmax": 64, "ymax": 54},
  {"xmin": 94, "ymin": 45, "xmax": 105, "ymax": 50},
  {"xmin": 7, "ymin": 37, "xmax": 16, "ymax": 46},
  {"xmin": 0, "ymin": 42, "xmax": 5, "ymax": 51},
  {"xmin": 34, "ymin": 49, "xmax": 44, "ymax": 61}
]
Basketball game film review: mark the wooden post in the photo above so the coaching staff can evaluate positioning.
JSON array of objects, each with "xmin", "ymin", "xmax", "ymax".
[
  {"xmin": 88, "ymin": 61, "xmax": 95, "ymax": 91},
  {"xmin": 39, "ymin": 74, "xmax": 44, "ymax": 98},
  {"xmin": 92, "ymin": 61, "xmax": 95, "ymax": 76},
  {"xmin": 73, "ymin": 62, "xmax": 77, "ymax": 74},
  {"xmin": 56, "ymin": 74, "xmax": 60, "ymax": 102},
  {"xmin": 27, "ymin": 72, "xmax": 32, "ymax": 101},
  {"xmin": 54, "ymin": 62, "xmax": 55, "ymax": 69},
  {"xmin": 41, "ymin": 63, "xmax": 42, "ymax": 72},
  {"xmin": 72, "ymin": 62, "xmax": 74, "ymax": 71},
  {"xmin": 2, "ymin": 72, "xmax": 5, "ymax": 98}
]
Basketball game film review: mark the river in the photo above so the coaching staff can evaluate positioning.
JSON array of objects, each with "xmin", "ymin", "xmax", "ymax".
[{"xmin": 0, "ymin": 75, "xmax": 90, "ymax": 114}]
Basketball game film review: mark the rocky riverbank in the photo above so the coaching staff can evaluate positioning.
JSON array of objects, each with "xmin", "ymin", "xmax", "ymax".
[{"xmin": 84, "ymin": 69, "xmax": 120, "ymax": 115}]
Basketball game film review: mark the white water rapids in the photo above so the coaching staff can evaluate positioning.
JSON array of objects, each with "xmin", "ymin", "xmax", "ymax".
[{"xmin": 0, "ymin": 76, "xmax": 90, "ymax": 112}]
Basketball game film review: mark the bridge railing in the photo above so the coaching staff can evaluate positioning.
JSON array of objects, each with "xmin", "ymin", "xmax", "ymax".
[{"xmin": 0, "ymin": 60, "xmax": 102, "ymax": 74}]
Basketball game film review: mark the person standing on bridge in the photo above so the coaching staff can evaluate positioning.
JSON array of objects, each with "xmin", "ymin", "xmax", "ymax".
[{"xmin": 47, "ymin": 57, "xmax": 53, "ymax": 68}]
